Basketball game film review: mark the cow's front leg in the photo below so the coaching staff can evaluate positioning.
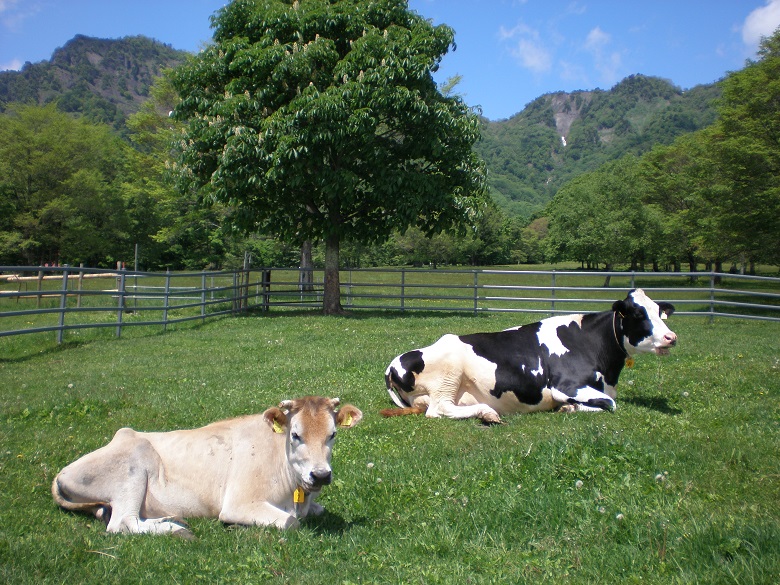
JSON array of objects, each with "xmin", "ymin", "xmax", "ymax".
[
  {"xmin": 112, "ymin": 514, "xmax": 194, "ymax": 539},
  {"xmin": 427, "ymin": 399, "xmax": 501, "ymax": 424},
  {"xmin": 552, "ymin": 386, "xmax": 616, "ymax": 412},
  {"xmin": 219, "ymin": 501, "xmax": 299, "ymax": 530}
]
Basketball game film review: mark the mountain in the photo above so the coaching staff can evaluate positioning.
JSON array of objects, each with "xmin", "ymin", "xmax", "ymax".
[
  {"xmin": 0, "ymin": 35, "xmax": 188, "ymax": 132},
  {"xmin": 476, "ymin": 75, "xmax": 722, "ymax": 217},
  {"xmin": 1, "ymin": 37, "xmax": 720, "ymax": 218}
]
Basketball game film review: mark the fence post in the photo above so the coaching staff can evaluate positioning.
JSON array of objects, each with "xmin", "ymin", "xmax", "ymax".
[
  {"xmin": 162, "ymin": 269, "xmax": 171, "ymax": 331},
  {"xmin": 232, "ymin": 271, "xmax": 238, "ymax": 315},
  {"xmin": 710, "ymin": 266, "xmax": 716, "ymax": 324},
  {"xmin": 116, "ymin": 270, "xmax": 126, "ymax": 338},
  {"xmin": 37, "ymin": 269, "xmax": 44, "ymax": 309},
  {"xmin": 473, "ymin": 271, "xmax": 479, "ymax": 315},
  {"xmin": 551, "ymin": 271, "xmax": 557, "ymax": 316},
  {"xmin": 77, "ymin": 263, "xmax": 84, "ymax": 308},
  {"xmin": 262, "ymin": 270, "xmax": 271, "ymax": 312},
  {"xmin": 56, "ymin": 265, "xmax": 70, "ymax": 344},
  {"xmin": 201, "ymin": 271, "xmax": 207, "ymax": 322},
  {"xmin": 400, "ymin": 269, "xmax": 406, "ymax": 312}
]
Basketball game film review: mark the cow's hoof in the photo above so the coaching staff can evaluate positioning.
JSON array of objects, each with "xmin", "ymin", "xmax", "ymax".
[
  {"xmin": 95, "ymin": 505, "xmax": 112, "ymax": 526},
  {"xmin": 172, "ymin": 525, "xmax": 196, "ymax": 541},
  {"xmin": 480, "ymin": 411, "xmax": 502, "ymax": 425},
  {"xmin": 558, "ymin": 404, "xmax": 578, "ymax": 413}
]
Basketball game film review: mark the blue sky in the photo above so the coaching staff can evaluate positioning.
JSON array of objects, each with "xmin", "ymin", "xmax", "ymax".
[{"xmin": 1, "ymin": 0, "xmax": 778, "ymax": 120}]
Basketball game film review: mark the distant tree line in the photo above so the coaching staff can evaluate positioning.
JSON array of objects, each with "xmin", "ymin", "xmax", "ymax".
[
  {"xmin": 1, "ymin": 21, "xmax": 777, "ymax": 274},
  {"xmin": 546, "ymin": 31, "xmax": 780, "ymax": 273}
]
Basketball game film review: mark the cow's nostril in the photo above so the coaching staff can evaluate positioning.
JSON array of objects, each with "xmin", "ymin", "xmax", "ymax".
[{"xmin": 310, "ymin": 469, "xmax": 332, "ymax": 485}]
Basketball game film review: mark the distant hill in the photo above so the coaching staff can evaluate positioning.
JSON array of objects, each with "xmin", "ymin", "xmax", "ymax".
[
  {"xmin": 0, "ymin": 35, "xmax": 188, "ymax": 132},
  {"xmin": 0, "ymin": 37, "xmax": 721, "ymax": 218},
  {"xmin": 476, "ymin": 75, "xmax": 722, "ymax": 217}
]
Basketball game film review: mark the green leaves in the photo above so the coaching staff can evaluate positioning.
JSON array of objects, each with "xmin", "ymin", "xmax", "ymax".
[{"xmin": 170, "ymin": 0, "xmax": 487, "ymax": 310}]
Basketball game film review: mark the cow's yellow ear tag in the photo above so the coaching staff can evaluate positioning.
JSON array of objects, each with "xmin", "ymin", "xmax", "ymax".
[
  {"xmin": 272, "ymin": 420, "xmax": 284, "ymax": 434},
  {"xmin": 294, "ymin": 487, "xmax": 305, "ymax": 503},
  {"xmin": 341, "ymin": 413, "xmax": 353, "ymax": 427},
  {"xmin": 625, "ymin": 357, "xmax": 635, "ymax": 368}
]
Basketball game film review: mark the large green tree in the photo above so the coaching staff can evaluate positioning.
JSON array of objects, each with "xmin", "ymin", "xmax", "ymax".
[
  {"xmin": 0, "ymin": 104, "xmax": 130, "ymax": 266},
  {"xmin": 545, "ymin": 156, "xmax": 656, "ymax": 272},
  {"xmin": 640, "ymin": 128, "xmax": 726, "ymax": 270},
  {"xmin": 170, "ymin": 0, "xmax": 487, "ymax": 313},
  {"xmin": 710, "ymin": 29, "xmax": 780, "ymax": 268}
]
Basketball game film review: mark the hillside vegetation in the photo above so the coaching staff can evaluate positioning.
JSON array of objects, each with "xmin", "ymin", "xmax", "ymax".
[
  {"xmin": 1, "ymin": 31, "xmax": 774, "ymax": 273},
  {"xmin": 477, "ymin": 75, "xmax": 721, "ymax": 217},
  {"xmin": 0, "ymin": 35, "xmax": 187, "ymax": 132},
  {"xmin": 0, "ymin": 36, "xmax": 718, "ymax": 218}
]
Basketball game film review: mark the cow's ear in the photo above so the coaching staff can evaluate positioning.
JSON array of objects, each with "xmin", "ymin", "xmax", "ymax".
[
  {"xmin": 612, "ymin": 299, "xmax": 627, "ymax": 315},
  {"xmin": 658, "ymin": 302, "xmax": 675, "ymax": 320},
  {"xmin": 263, "ymin": 407, "xmax": 288, "ymax": 433},
  {"xmin": 336, "ymin": 405, "xmax": 363, "ymax": 428}
]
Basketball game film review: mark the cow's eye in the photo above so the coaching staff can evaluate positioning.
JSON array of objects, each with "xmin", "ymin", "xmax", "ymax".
[
  {"xmin": 329, "ymin": 431, "xmax": 337, "ymax": 441},
  {"xmin": 291, "ymin": 432, "xmax": 302, "ymax": 443}
]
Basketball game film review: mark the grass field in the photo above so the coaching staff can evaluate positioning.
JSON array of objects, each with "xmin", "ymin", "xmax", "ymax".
[{"xmin": 1, "ymin": 307, "xmax": 778, "ymax": 584}]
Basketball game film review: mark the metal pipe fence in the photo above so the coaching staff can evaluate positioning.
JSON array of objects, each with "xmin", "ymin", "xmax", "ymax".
[{"xmin": 1, "ymin": 265, "xmax": 778, "ymax": 344}]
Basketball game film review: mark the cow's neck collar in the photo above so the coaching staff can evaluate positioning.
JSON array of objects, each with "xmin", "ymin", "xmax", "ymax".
[{"xmin": 612, "ymin": 312, "xmax": 630, "ymax": 360}]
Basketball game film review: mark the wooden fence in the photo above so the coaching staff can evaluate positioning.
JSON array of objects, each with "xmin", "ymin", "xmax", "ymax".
[{"xmin": 1, "ymin": 265, "xmax": 778, "ymax": 344}]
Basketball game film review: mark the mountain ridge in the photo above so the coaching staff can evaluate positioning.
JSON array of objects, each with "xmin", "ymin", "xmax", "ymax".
[
  {"xmin": 0, "ymin": 34, "xmax": 188, "ymax": 131},
  {"xmin": 0, "ymin": 36, "xmax": 720, "ymax": 216},
  {"xmin": 476, "ymin": 74, "xmax": 721, "ymax": 217}
]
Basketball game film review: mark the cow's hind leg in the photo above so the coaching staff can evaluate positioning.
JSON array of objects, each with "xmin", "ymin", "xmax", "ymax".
[
  {"xmin": 102, "ymin": 440, "xmax": 193, "ymax": 538},
  {"xmin": 56, "ymin": 431, "xmax": 193, "ymax": 538}
]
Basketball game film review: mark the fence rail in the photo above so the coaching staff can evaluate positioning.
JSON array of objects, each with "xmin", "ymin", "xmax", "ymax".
[{"xmin": 1, "ymin": 265, "xmax": 778, "ymax": 344}]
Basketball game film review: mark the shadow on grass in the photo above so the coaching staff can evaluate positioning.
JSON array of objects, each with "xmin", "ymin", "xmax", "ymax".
[
  {"xmin": 306, "ymin": 510, "xmax": 369, "ymax": 534},
  {"xmin": 622, "ymin": 395, "xmax": 682, "ymax": 415}
]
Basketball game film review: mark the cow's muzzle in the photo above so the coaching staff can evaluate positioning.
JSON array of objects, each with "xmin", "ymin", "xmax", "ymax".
[
  {"xmin": 309, "ymin": 468, "xmax": 332, "ymax": 488},
  {"xmin": 655, "ymin": 331, "xmax": 677, "ymax": 355}
]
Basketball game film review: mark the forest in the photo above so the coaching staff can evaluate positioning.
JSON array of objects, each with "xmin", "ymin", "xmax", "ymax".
[{"xmin": 0, "ymin": 21, "xmax": 778, "ymax": 274}]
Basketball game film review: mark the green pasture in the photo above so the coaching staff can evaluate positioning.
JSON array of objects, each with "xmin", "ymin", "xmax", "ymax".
[{"xmin": 1, "ymin": 305, "xmax": 779, "ymax": 583}]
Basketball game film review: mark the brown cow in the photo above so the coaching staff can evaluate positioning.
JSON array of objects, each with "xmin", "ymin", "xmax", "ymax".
[{"xmin": 52, "ymin": 396, "xmax": 362, "ymax": 537}]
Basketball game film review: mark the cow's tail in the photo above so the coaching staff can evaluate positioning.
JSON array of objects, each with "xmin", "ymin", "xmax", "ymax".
[
  {"xmin": 52, "ymin": 474, "xmax": 110, "ymax": 521},
  {"xmin": 379, "ymin": 406, "xmax": 426, "ymax": 418},
  {"xmin": 382, "ymin": 366, "xmax": 424, "ymax": 417}
]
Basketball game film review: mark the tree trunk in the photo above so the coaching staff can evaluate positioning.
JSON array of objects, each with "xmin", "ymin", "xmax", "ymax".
[
  {"xmin": 299, "ymin": 240, "xmax": 314, "ymax": 293},
  {"xmin": 323, "ymin": 234, "xmax": 343, "ymax": 315}
]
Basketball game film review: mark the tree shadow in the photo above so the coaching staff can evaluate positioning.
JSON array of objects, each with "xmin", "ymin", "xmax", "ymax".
[{"xmin": 622, "ymin": 396, "xmax": 682, "ymax": 415}]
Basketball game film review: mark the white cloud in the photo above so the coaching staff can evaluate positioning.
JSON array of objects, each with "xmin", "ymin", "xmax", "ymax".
[
  {"xmin": 498, "ymin": 22, "xmax": 537, "ymax": 41},
  {"xmin": 584, "ymin": 26, "xmax": 610, "ymax": 50},
  {"xmin": 1, "ymin": 58, "xmax": 22, "ymax": 71},
  {"xmin": 512, "ymin": 38, "xmax": 552, "ymax": 72},
  {"xmin": 499, "ymin": 22, "xmax": 553, "ymax": 74},
  {"xmin": 0, "ymin": 0, "xmax": 20, "ymax": 13},
  {"xmin": 742, "ymin": 0, "xmax": 780, "ymax": 47},
  {"xmin": 582, "ymin": 26, "xmax": 622, "ymax": 85}
]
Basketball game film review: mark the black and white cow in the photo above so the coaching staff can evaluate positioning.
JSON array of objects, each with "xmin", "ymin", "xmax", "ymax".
[{"xmin": 382, "ymin": 289, "xmax": 677, "ymax": 423}]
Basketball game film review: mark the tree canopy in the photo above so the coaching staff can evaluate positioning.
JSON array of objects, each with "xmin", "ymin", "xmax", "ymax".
[
  {"xmin": 0, "ymin": 104, "xmax": 129, "ymax": 266},
  {"xmin": 170, "ymin": 0, "xmax": 488, "ymax": 312}
]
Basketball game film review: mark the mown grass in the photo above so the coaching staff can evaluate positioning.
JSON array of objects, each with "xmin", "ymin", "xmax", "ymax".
[{"xmin": 1, "ymin": 309, "xmax": 778, "ymax": 584}]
